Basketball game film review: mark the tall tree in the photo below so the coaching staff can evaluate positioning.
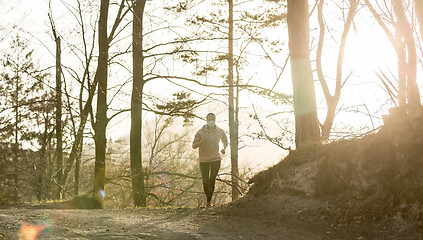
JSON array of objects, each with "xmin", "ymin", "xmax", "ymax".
[
  {"xmin": 55, "ymin": 34, "xmax": 63, "ymax": 200},
  {"xmin": 316, "ymin": 0, "xmax": 358, "ymax": 140},
  {"xmin": 0, "ymin": 37, "xmax": 47, "ymax": 202},
  {"xmin": 131, "ymin": 0, "xmax": 147, "ymax": 207},
  {"xmin": 49, "ymin": 14, "xmax": 63, "ymax": 199},
  {"xmin": 287, "ymin": 0, "xmax": 320, "ymax": 148},
  {"xmin": 227, "ymin": 0, "xmax": 239, "ymax": 201},
  {"xmin": 12, "ymin": 56, "xmax": 20, "ymax": 203},
  {"xmin": 57, "ymin": 0, "xmax": 130, "ymax": 195},
  {"xmin": 93, "ymin": 0, "xmax": 110, "ymax": 197},
  {"xmin": 364, "ymin": 0, "xmax": 421, "ymax": 115},
  {"xmin": 391, "ymin": 0, "xmax": 421, "ymax": 114}
]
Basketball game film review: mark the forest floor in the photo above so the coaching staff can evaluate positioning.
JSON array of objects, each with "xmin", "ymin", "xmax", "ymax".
[{"xmin": 1, "ymin": 194, "xmax": 421, "ymax": 240}]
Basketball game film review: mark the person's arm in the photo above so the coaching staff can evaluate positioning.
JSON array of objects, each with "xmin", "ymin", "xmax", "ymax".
[
  {"xmin": 220, "ymin": 129, "xmax": 228, "ymax": 154},
  {"xmin": 192, "ymin": 131, "xmax": 203, "ymax": 149}
]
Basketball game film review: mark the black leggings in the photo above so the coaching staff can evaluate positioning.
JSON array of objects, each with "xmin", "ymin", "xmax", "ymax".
[{"xmin": 199, "ymin": 160, "xmax": 221, "ymax": 202}]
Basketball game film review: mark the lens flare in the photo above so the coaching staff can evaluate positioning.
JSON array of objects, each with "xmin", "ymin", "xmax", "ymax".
[
  {"xmin": 18, "ymin": 222, "xmax": 46, "ymax": 240},
  {"xmin": 98, "ymin": 189, "xmax": 105, "ymax": 198},
  {"xmin": 18, "ymin": 216, "xmax": 56, "ymax": 240}
]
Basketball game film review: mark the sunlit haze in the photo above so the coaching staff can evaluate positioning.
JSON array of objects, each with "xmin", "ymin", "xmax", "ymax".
[{"xmin": 1, "ymin": 0, "xmax": 411, "ymax": 170}]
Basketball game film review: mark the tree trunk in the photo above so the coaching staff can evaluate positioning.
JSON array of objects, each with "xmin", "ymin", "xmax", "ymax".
[
  {"xmin": 13, "ymin": 74, "xmax": 19, "ymax": 203},
  {"xmin": 37, "ymin": 112, "xmax": 50, "ymax": 201},
  {"xmin": 227, "ymin": 0, "xmax": 239, "ymax": 201},
  {"xmin": 392, "ymin": 0, "xmax": 421, "ymax": 114},
  {"xmin": 416, "ymin": 0, "xmax": 423, "ymax": 40},
  {"xmin": 93, "ymin": 0, "xmax": 110, "ymax": 197},
  {"xmin": 287, "ymin": 0, "xmax": 320, "ymax": 148},
  {"xmin": 321, "ymin": 100, "xmax": 336, "ymax": 140},
  {"xmin": 395, "ymin": 28, "xmax": 406, "ymax": 107},
  {"xmin": 46, "ymin": 142, "xmax": 53, "ymax": 198},
  {"xmin": 131, "ymin": 0, "xmax": 147, "ymax": 207},
  {"xmin": 55, "ymin": 36, "xmax": 63, "ymax": 200},
  {"xmin": 235, "ymin": 53, "xmax": 241, "ymax": 198},
  {"xmin": 75, "ymin": 138, "xmax": 81, "ymax": 196}
]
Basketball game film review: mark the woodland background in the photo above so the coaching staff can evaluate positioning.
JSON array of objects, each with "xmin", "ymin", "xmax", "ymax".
[{"xmin": 1, "ymin": 0, "xmax": 422, "ymax": 209}]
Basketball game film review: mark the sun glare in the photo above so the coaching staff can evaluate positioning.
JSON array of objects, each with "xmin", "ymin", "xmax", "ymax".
[{"xmin": 345, "ymin": 27, "xmax": 397, "ymax": 76}]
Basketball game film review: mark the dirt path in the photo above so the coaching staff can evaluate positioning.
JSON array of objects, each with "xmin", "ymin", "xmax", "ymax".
[
  {"xmin": 0, "ymin": 207, "xmax": 289, "ymax": 240},
  {"xmin": 0, "ymin": 195, "xmax": 421, "ymax": 239},
  {"xmin": 0, "ymin": 207, "xmax": 288, "ymax": 240}
]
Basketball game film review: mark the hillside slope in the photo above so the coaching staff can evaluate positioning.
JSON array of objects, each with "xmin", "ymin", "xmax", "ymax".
[{"xmin": 238, "ymin": 112, "xmax": 423, "ymax": 237}]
